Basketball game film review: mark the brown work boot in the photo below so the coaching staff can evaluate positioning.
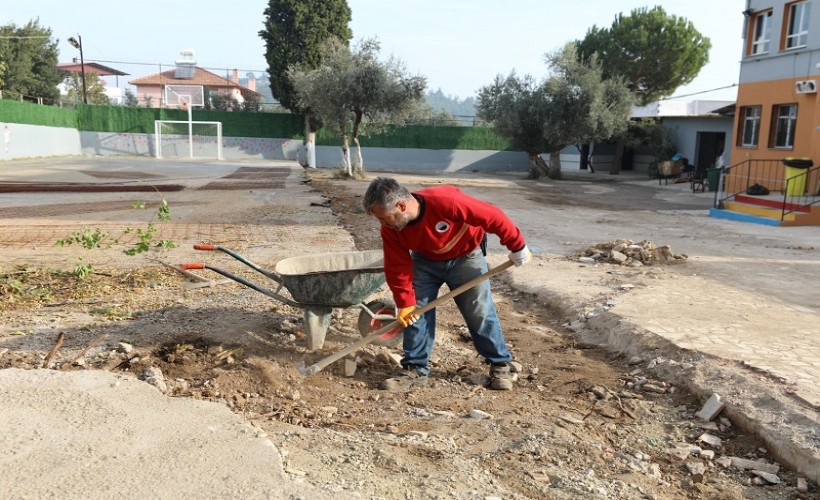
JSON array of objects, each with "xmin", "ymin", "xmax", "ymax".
[
  {"xmin": 489, "ymin": 362, "xmax": 513, "ymax": 390},
  {"xmin": 380, "ymin": 369, "xmax": 428, "ymax": 392}
]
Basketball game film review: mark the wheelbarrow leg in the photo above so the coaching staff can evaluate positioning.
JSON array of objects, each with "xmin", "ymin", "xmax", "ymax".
[{"xmin": 303, "ymin": 306, "xmax": 333, "ymax": 351}]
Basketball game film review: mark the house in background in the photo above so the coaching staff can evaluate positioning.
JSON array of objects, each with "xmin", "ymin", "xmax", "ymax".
[
  {"xmin": 56, "ymin": 61, "xmax": 129, "ymax": 104},
  {"xmin": 634, "ymin": 100, "xmax": 735, "ymax": 171},
  {"xmin": 128, "ymin": 50, "xmax": 261, "ymax": 108}
]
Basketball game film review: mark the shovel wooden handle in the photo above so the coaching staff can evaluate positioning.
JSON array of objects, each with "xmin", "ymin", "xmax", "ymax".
[{"xmin": 297, "ymin": 259, "xmax": 514, "ymax": 377}]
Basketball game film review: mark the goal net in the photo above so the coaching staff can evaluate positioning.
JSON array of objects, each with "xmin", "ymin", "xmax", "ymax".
[{"xmin": 154, "ymin": 120, "xmax": 223, "ymax": 160}]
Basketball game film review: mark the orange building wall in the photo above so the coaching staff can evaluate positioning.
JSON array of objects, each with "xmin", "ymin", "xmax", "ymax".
[{"xmin": 728, "ymin": 77, "xmax": 819, "ymax": 193}]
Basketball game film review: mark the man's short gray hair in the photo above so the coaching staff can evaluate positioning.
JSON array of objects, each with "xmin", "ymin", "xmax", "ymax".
[{"xmin": 363, "ymin": 177, "xmax": 413, "ymax": 215}]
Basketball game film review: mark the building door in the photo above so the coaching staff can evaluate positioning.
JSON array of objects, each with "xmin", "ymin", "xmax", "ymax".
[{"xmin": 695, "ymin": 132, "xmax": 726, "ymax": 170}]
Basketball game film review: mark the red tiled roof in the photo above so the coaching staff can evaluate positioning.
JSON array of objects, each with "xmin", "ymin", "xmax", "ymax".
[
  {"xmin": 57, "ymin": 62, "xmax": 128, "ymax": 76},
  {"xmin": 128, "ymin": 67, "xmax": 261, "ymax": 95}
]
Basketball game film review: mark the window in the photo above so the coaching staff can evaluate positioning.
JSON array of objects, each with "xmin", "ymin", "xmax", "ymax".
[
  {"xmin": 770, "ymin": 104, "xmax": 797, "ymax": 149},
  {"xmin": 751, "ymin": 10, "xmax": 772, "ymax": 54},
  {"xmin": 785, "ymin": 1, "xmax": 812, "ymax": 49},
  {"xmin": 738, "ymin": 106, "xmax": 761, "ymax": 147}
]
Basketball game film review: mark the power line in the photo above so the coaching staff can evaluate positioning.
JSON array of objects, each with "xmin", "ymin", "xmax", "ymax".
[
  {"xmin": 87, "ymin": 58, "xmax": 267, "ymax": 75},
  {"xmin": 663, "ymin": 83, "xmax": 738, "ymax": 100}
]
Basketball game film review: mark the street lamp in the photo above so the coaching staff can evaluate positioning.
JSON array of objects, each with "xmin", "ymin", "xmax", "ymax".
[{"xmin": 67, "ymin": 35, "xmax": 87, "ymax": 105}]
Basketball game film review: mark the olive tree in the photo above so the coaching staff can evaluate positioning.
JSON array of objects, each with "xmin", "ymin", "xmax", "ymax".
[
  {"xmin": 289, "ymin": 37, "xmax": 426, "ymax": 176},
  {"xmin": 477, "ymin": 43, "xmax": 633, "ymax": 179}
]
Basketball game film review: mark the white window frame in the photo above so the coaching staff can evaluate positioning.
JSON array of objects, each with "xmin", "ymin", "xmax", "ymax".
[
  {"xmin": 771, "ymin": 104, "xmax": 797, "ymax": 149},
  {"xmin": 751, "ymin": 10, "xmax": 772, "ymax": 54},
  {"xmin": 739, "ymin": 106, "xmax": 761, "ymax": 147},
  {"xmin": 786, "ymin": 1, "xmax": 812, "ymax": 49}
]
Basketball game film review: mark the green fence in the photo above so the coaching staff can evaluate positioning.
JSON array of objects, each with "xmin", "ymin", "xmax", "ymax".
[
  {"xmin": 0, "ymin": 99, "xmax": 77, "ymax": 128},
  {"xmin": 2, "ymin": 100, "xmax": 513, "ymax": 151}
]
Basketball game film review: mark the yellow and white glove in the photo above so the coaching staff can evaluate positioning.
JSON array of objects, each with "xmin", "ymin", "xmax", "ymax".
[
  {"xmin": 508, "ymin": 245, "xmax": 532, "ymax": 267},
  {"xmin": 397, "ymin": 306, "xmax": 420, "ymax": 327}
]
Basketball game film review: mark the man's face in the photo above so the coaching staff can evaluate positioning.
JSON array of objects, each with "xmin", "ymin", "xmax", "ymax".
[{"xmin": 371, "ymin": 202, "xmax": 412, "ymax": 231}]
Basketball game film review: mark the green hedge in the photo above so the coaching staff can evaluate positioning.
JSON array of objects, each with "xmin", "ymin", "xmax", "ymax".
[
  {"xmin": 0, "ymin": 99, "xmax": 77, "ymax": 128},
  {"xmin": 316, "ymin": 124, "xmax": 512, "ymax": 151},
  {"xmin": 2, "ymin": 101, "xmax": 513, "ymax": 151}
]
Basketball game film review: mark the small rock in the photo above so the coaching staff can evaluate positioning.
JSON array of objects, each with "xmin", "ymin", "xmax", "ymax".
[
  {"xmin": 628, "ymin": 356, "xmax": 643, "ymax": 366},
  {"xmin": 797, "ymin": 477, "xmax": 808, "ymax": 493},
  {"xmin": 697, "ymin": 433, "xmax": 722, "ymax": 448},
  {"xmin": 406, "ymin": 430, "xmax": 428, "ymax": 439},
  {"xmin": 343, "ymin": 358, "xmax": 357, "ymax": 377},
  {"xmin": 143, "ymin": 366, "xmax": 167, "ymax": 393},
  {"xmin": 685, "ymin": 461, "xmax": 706, "ymax": 483},
  {"xmin": 696, "ymin": 393, "xmax": 724, "ymax": 421},
  {"xmin": 468, "ymin": 409, "xmax": 493, "ymax": 420},
  {"xmin": 751, "ymin": 470, "xmax": 781, "ymax": 485},
  {"xmin": 117, "ymin": 342, "xmax": 134, "ymax": 354}
]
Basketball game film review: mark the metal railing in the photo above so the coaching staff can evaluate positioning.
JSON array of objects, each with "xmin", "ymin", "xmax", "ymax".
[{"xmin": 714, "ymin": 159, "xmax": 819, "ymax": 221}]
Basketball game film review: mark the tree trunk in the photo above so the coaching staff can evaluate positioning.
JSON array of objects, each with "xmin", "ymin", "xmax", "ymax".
[
  {"xmin": 528, "ymin": 153, "xmax": 550, "ymax": 179},
  {"xmin": 352, "ymin": 136, "xmax": 364, "ymax": 176},
  {"xmin": 548, "ymin": 151, "xmax": 562, "ymax": 180},
  {"xmin": 351, "ymin": 112, "xmax": 364, "ymax": 176},
  {"xmin": 304, "ymin": 113, "xmax": 316, "ymax": 169},
  {"xmin": 610, "ymin": 138, "xmax": 625, "ymax": 175},
  {"xmin": 340, "ymin": 134, "xmax": 352, "ymax": 176}
]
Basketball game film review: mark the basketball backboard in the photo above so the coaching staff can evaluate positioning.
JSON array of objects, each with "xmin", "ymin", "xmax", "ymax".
[{"xmin": 165, "ymin": 84, "xmax": 204, "ymax": 108}]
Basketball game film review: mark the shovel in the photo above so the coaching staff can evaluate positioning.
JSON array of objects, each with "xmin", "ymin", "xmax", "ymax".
[{"xmin": 296, "ymin": 259, "xmax": 514, "ymax": 377}]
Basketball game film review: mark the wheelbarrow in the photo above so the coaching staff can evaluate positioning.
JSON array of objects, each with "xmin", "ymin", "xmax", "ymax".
[{"xmin": 180, "ymin": 244, "xmax": 402, "ymax": 351}]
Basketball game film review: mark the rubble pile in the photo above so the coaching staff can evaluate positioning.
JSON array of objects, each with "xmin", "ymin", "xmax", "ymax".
[{"xmin": 577, "ymin": 239, "xmax": 688, "ymax": 266}]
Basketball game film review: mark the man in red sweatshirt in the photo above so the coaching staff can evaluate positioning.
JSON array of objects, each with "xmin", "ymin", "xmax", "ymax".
[{"xmin": 363, "ymin": 177, "xmax": 532, "ymax": 392}]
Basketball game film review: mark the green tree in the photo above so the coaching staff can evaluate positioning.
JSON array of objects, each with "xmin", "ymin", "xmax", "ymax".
[
  {"xmin": 477, "ymin": 43, "xmax": 632, "ymax": 179},
  {"xmin": 122, "ymin": 88, "xmax": 139, "ymax": 107},
  {"xmin": 576, "ymin": 6, "xmax": 710, "ymax": 174},
  {"xmin": 541, "ymin": 43, "xmax": 633, "ymax": 177},
  {"xmin": 290, "ymin": 37, "xmax": 426, "ymax": 176},
  {"xmin": 0, "ymin": 19, "xmax": 61, "ymax": 104},
  {"xmin": 260, "ymin": 0, "xmax": 352, "ymax": 167},
  {"xmin": 477, "ymin": 72, "xmax": 554, "ymax": 178},
  {"xmin": 61, "ymin": 72, "xmax": 109, "ymax": 105}
]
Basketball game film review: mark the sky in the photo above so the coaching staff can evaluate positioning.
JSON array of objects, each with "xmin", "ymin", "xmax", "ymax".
[{"xmin": 6, "ymin": 0, "xmax": 744, "ymax": 103}]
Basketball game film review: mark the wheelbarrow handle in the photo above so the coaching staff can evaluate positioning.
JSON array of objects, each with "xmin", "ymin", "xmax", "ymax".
[
  {"xmin": 192, "ymin": 244, "xmax": 281, "ymax": 283},
  {"xmin": 180, "ymin": 263, "xmax": 205, "ymax": 270},
  {"xmin": 297, "ymin": 259, "xmax": 515, "ymax": 377}
]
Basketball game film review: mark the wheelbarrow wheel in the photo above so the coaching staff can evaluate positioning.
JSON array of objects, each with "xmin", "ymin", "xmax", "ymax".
[{"xmin": 358, "ymin": 300, "xmax": 404, "ymax": 347}]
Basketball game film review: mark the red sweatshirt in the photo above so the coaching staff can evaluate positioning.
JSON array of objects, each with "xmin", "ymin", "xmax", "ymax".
[{"xmin": 381, "ymin": 185, "xmax": 525, "ymax": 308}]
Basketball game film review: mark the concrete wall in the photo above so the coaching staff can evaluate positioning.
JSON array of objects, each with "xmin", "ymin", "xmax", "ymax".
[
  {"xmin": 0, "ymin": 126, "xmax": 701, "ymax": 176},
  {"xmin": 77, "ymin": 131, "xmax": 531, "ymax": 173},
  {"xmin": 661, "ymin": 116, "xmax": 734, "ymax": 167},
  {"xmin": 0, "ymin": 122, "xmax": 82, "ymax": 160}
]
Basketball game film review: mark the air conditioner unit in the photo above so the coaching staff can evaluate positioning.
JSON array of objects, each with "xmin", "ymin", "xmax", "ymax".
[{"xmin": 795, "ymin": 80, "xmax": 817, "ymax": 94}]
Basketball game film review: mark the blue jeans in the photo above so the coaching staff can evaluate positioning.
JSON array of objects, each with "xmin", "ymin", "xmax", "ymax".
[{"xmin": 401, "ymin": 247, "xmax": 512, "ymax": 375}]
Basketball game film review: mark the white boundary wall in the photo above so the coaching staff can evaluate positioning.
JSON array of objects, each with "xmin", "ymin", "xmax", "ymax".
[{"xmin": 0, "ymin": 122, "xmax": 81, "ymax": 160}]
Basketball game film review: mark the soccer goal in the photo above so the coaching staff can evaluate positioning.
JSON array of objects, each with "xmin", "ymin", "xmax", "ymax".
[{"xmin": 154, "ymin": 85, "xmax": 223, "ymax": 160}]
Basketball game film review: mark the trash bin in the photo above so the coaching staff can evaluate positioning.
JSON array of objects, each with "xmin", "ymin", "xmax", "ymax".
[
  {"xmin": 782, "ymin": 158, "xmax": 813, "ymax": 196},
  {"xmin": 706, "ymin": 167, "xmax": 723, "ymax": 192}
]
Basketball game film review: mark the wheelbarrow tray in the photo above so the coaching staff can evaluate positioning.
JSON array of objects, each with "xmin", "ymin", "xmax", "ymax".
[{"xmin": 274, "ymin": 250, "xmax": 385, "ymax": 308}]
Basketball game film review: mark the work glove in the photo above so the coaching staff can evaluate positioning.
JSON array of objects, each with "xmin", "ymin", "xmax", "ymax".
[
  {"xmin": 397, "ymin": 306, "xmax": 420, "ymax": 327},
  {"xmin": 508, "ymin": 245, "xmax": 532, "ymax": 267}
]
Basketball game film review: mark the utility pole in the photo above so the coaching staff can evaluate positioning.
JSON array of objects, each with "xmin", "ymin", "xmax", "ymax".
[{"xmin": 67, "ymin": 35, "xmax": 87, "ymax": 105}]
